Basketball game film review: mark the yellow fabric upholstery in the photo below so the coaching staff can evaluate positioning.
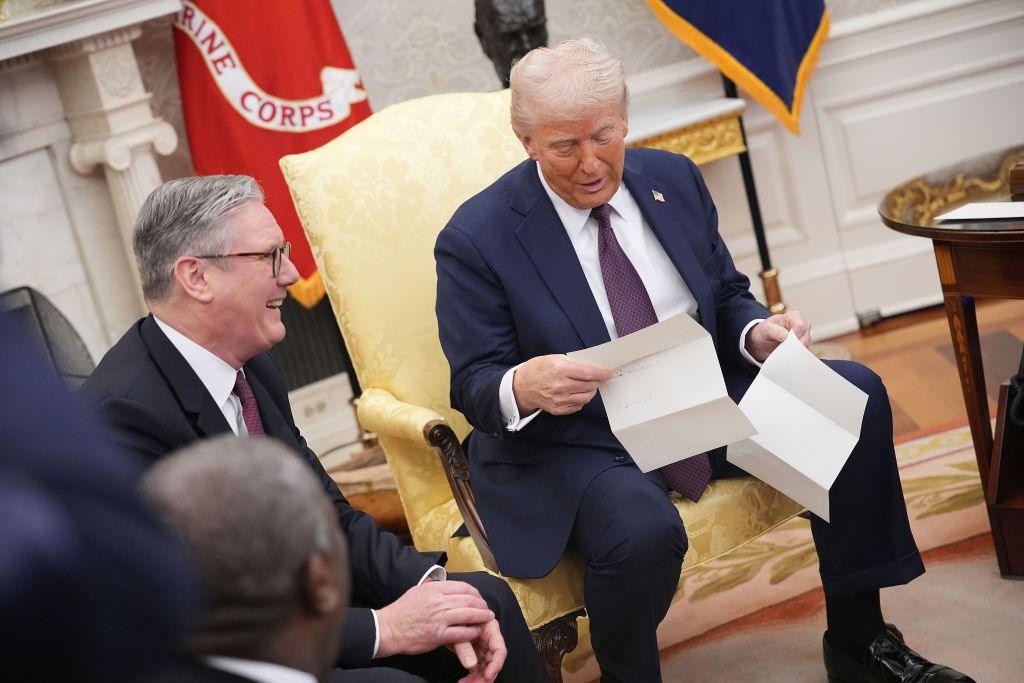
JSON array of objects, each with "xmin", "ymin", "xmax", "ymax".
[{"xmin": 280, "ymin": 90, "xmax": 802, "ymax": 667}]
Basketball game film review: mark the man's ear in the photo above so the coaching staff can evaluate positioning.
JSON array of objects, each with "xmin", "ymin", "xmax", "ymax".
[
  {"xmin": 516, "ymin": 130, "xmax": 539, "ymax": 161},
  {"xmin": 300, "ymin": 553, "xmax": 345, "ymax": 617},
  {"xmin": 171, "ymin": 257, "xmax": 214, "ymax": 304}
]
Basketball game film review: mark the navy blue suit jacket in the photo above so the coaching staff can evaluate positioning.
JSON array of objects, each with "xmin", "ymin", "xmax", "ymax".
[{"xmin": 435, "ymin": 148, "xmax": 770, "ymax": 578}]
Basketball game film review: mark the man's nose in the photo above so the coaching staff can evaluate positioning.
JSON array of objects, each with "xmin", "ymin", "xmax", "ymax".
[
  {"xmin": 579, "ymin": 142, "xmax": 600, "ymax": 174},
  {"xmin": 278, "ymin": 250, "xmax": 300, "ymax": 286}
]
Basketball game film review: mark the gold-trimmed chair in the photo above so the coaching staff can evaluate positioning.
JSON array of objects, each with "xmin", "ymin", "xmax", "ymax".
[{"xmin": 280, "ymin": 90, "xmax": 803, "ymax": 680}]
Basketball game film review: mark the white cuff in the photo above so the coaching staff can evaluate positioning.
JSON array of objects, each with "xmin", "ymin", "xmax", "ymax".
[
  {"xmin": 739, "ymin": 319, "xmax": 765, "ymax": 367},
  {"xmin": 370, "ymin": 609, "xmax": 380, "ymax": 658},
  {"xmin": 418, "ymin": 564, "xmax": 447, "ymax": 584},
  {"xmin": 499, "ymin": 364, "xmax": 541, "ymax": 432}
]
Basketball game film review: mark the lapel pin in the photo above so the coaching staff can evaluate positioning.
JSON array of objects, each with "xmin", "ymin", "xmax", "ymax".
[{"xmin": 652, "ymin": 189, "xmax": 665, "ymax": 203}]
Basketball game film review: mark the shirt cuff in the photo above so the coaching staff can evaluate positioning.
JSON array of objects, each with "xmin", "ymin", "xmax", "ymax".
[
  {"xmin": 499, "ymin": 364, "xmax": 541, "ymax": 432},
  {"xmin": 739, "ymin": 319, "xmax": 766, "ymax": 367},
  {"xmin": 371, "ymin": 566, "xmax": 444, "ymax": 659},
  {"xmin": 370, "ymin": 609, "xmax": 380, "ymax": 659},
  {"xmin": 418, "ymin": 564, "xmax": 447, "ymax": 584}
]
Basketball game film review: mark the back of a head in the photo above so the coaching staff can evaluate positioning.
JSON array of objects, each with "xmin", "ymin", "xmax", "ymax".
[
  {"xmin": 509, "ymin": 37, "xmax": 629, "ymax": 136},
  {"xmin": 141, "ymin": 436, "xmax": 348, "ymax": 660}
]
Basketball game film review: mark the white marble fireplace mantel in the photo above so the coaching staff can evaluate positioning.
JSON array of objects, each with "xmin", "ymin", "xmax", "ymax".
[{"xmin": 0, "ymin": 0, "xmax": 181, "ymax": 358}]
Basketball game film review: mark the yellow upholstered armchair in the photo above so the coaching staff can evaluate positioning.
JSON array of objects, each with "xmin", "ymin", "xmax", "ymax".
[{"xmin": 280, "ymin": 90, "xmax": 803, "ymax": 680}]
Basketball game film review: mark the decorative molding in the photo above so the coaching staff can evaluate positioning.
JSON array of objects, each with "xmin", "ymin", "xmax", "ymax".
[
  {"xmin": 630, "ymin": 113, "xmax": 745, "ymax": 167},
  {"xmin": 0, "ymin": 0, "xmax": 178, "ymax": 61},
  {"xmin": 69, "ymin": 117, "xmax": 175, "ymax": 172},
  {"xmin": 47, "ymin": 23, "xmax": 138, "ymax": 59}
]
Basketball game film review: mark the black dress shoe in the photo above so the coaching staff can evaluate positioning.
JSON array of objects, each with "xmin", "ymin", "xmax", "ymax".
[{"xmin": 823, "ymin": 624, "xmax": 975, "ymax": 682}]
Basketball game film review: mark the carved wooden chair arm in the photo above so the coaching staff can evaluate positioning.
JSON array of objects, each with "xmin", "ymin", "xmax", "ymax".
[{"xmin": 355, "ymin": 388, "xmax": 498, "ymax": 572}]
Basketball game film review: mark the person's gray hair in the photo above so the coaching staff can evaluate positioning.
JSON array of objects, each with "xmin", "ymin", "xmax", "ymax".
[
  {"xmin": 509, "ymin": 37, "xmax": 629, "ymax": 136},
  {"xmin": 142, "ymin": 436, "xmax": 338, "ymax": 640},
  {"xmin": 132, "ymin": 175, "xmax": 264, "ymax": 302}
]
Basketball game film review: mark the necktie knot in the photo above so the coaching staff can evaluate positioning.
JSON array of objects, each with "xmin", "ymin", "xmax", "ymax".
[{"xmin": 591, "ymin": 203, "xmax": 612, "ymax": 230}]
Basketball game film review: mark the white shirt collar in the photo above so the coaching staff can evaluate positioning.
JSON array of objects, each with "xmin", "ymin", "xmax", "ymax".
[
  {"xmin": 153, "ymin": 316, "xmax": 240, "ymax": 410},
  {"xmin": 535, "ymin": 161, "xmax": 634, "ymax": 239},
  {"xmin": 205, "ymin": 656, "xmax": 316, "ymax": 683}
]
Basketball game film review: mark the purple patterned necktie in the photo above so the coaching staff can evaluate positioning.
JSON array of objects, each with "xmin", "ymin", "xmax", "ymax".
[
  {"xmin": 592, "ymin": 203, "xmax": 711, "ymax": 502},
  {"xmin": 233, "ymin": 371, "xmax": 266, "ymax": 436}
]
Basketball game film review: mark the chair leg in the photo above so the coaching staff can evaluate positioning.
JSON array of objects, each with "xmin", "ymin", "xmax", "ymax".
[{"xmin": 531, "ymin": 611, "xmax": 583, "ymax": 683}]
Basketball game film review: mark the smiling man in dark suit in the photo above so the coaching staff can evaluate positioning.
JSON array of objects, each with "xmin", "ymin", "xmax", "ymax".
[
  {"xmin": 434, "ymin": 38, "xmax": 973, "ymax": 683},
  {"xmin": 79, "ymin": 175, "xmax": 546, "ymax": 683}
]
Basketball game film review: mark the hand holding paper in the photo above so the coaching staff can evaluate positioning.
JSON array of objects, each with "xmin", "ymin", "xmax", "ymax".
[
  {"xmin": 512, "ymin": 355, "xmax": 613, "ymax": 416},
  {"xmin": 568, "ymin": 314, "xmax": 756, "ymax": 472}
]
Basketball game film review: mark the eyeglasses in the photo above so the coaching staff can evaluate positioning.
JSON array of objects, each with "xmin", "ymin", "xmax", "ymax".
[{"xmin": 195, "ymin": 242, "xmax": 292, "ymax": 277}]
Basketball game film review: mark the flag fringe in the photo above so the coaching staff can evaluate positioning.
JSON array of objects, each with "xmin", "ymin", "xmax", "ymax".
[
  {"xmin": 288, "ymin": 269, "xmax": 326, "ymax": 309},
  {"xmin": 646, "ymin": 0, "xmax": 830, "ymax": 136}
]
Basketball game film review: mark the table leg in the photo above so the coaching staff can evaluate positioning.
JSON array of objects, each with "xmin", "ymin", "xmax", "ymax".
[{"xmin": 942, "ymin": 294, "xmax": 993, "ymax": 481}]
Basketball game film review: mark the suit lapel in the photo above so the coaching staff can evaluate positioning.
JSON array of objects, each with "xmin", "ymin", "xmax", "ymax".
[
  {"xmin": 621, "ymin": 153, "xmax": 717, "ymax": 340},
  {"xmin": 511, "ymin": 161, "xmax": 611, "ymax": 349},
  {"xmin": 140, "ymin": 315, "xmax": 234, "ymax": 439}
]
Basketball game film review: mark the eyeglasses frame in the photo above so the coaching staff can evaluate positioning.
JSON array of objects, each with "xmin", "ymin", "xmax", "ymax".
[{"xmin": 194, "ymin": 242, "xmax": 292, "ymax": 277}]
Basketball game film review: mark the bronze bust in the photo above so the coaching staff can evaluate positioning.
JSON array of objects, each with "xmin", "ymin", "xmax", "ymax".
[{"xmin": 474, "ymin": 0, "xmax": 548, "ymax": 88}]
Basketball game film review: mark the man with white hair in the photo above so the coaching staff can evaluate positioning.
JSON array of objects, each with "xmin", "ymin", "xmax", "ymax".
[
  {"xmin": 80, "ymin": 175, "xmax": 546, "ymax": 682},
  {"xmin": 435, "ymin": 39, "xmax": 973, "ymax": 682}
]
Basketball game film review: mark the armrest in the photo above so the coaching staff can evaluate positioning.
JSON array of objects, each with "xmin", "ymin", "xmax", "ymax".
[
  {"xmin": 356, "ymin": 387, "xmax": 445, "ymax": 443},
  {"xmin": 355, "ymin": 388, "xmax": 498, "ymax": 573}
]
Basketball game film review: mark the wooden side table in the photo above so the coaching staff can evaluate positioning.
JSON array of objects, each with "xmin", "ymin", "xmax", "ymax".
[{"xmin": 880, "ymin": 146, "xmax": 1024, "ymax": 577}]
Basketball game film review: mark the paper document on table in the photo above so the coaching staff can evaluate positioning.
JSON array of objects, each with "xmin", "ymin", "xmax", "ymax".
[
  {"xmin": 935, "ymin": 202, "xmax": 1024, "ymax": 222},
  {"xmin": 729, "ymin": 333, "xmax": 868, "ymax": 522},
  {"xmin": 568, "ymin": 313, "xmax": 756, "ymax": 472}
]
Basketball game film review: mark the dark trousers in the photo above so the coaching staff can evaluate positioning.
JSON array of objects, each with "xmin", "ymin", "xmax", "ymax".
[
  {"xmin": 570, "ymin": 360, "xmax": 924, "ymax": 682},
  {"xmin": 368, "ymin": 571, "xmax": 548, "ymax": 683}
]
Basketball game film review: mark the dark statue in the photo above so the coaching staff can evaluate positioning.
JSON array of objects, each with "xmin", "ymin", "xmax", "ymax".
[{"xmin": 474, "ymin": 0, "xmax": 548, "ymax": 88}]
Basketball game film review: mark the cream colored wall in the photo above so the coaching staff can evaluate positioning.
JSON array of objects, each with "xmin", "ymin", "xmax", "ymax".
[{"xmin": 140, "ymin": 0, "xmax": 919, "ymax": 182}]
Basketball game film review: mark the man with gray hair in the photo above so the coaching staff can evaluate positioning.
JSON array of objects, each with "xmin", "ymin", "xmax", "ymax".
[
  {"xmin": 80, "ymin": 175, "xmax": 546, "ymax": 682},
  {"xmin": 142, "ymin": 436, "xmax": 353, "ymax": 682},
  {"xmin": 435, "ymin": 38, "xmax": 973, "ymax": 682}
]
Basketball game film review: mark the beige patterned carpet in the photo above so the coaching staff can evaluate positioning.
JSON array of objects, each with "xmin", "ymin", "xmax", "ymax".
[{"xmin": 569, "ymin": 422, "xmax": 1024, "ymax": 682}]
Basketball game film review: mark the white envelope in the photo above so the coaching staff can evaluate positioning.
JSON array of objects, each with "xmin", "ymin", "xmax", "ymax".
[
  {"xmin": 568, "ymin": 313, "xmax": 756, "ymax": 472},
  {"xmin": 730, "ymin": 333, "xmax": 868, "ymax": 522},
  {"xmin": 935, "ymin": 202, "xmax": 1024, "ymax": 222}
]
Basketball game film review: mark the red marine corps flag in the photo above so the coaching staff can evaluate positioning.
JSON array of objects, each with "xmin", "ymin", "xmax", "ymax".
[{"xmin": 173, "ymin": 0, "xmax": 370, "ymax": 307}]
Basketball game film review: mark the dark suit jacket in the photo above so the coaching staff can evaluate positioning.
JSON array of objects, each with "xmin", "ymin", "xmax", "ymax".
[
  {"xmin": 0, "ymin": 313, "xmax": 195, "ymax": 682},
  {"xmin": 144, "ymin": 657, "xmax": 257, "ymax": 683},
  {"xmin": 78, "ymin": 316, "xmax": 440, "ymax": 667},
  {"xmin": 435, "ymin": 148, "xmax": 770, "ymax": 578}
]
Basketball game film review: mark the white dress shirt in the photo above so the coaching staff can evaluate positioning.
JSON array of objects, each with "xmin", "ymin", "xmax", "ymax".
[
  {"xmin": 153, "ymin": 316, "xmax": 248, "ymax": 436},
  {"xmin": 205, "ymin": 656, "xmax": 315, "ymax": 683},
  {"xmin": 499, "ymin": 163, "xmax": 762, "ymax": 431}
]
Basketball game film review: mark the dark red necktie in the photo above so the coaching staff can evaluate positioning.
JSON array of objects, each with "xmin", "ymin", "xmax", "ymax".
[
  {"xmin": 233, "ymin": 371, "xmax": 265, "ymax": 436},
  {"xmin": 592, "ymin": 203, "xmax": 711, "ymax": 502}
]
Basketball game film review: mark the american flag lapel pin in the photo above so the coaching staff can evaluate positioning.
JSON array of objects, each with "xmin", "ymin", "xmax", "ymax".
[{"xmin": 652, "ymin": 189, "xmax": 665, "ymax": 203}]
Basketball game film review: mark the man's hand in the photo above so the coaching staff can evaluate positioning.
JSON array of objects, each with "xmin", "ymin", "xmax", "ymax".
[
  {"xmin": 512, "ymin": 355, "xmax": 613, "ymax": 415},
  {"xmin": 450, "ymin": 618, "xmax": 507, "ymax": 682},
  {"xmin": 375, "ymin": 581, "xmax": 494, "ymax": 659},
  {"xmin": 744, "ymin": 311, "xmax": 812, "ymax": 363}
]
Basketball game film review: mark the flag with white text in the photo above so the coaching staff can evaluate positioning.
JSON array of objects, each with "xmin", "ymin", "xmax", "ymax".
[{"xmin": 174, "ymin": 0, "xmax": 371, "ymax": 306}]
